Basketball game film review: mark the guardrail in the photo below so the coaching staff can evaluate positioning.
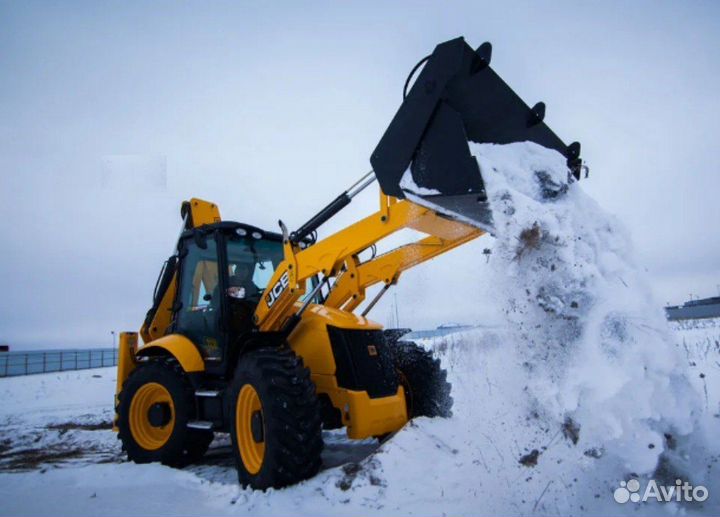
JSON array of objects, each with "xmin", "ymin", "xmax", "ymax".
[{"xmin": 0, "ymin": 348, "xmax": 118, "ymax": 377}]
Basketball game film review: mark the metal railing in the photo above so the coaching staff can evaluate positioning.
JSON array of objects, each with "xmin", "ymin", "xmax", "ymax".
[{"xmin": 0, "ymin": 348, "xmax": 118, "ymax": 378}]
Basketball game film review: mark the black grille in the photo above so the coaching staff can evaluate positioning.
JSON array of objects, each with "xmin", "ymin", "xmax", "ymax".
[{"xmin": 327, "ymin": 326, "xmax": 398, "ymax": 398}]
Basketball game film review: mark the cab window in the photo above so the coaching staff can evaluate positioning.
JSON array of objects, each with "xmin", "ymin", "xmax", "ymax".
[
  {"xmin": 177, "ymin": 238, "xmax": 219, "ymax": 312},
  {"xmin": 226, "ymin": 234, "xmax": 284, "ymax": 293}
]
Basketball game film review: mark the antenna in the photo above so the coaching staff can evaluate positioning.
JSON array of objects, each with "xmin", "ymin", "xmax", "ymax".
[{"xmin": 394, "ymin": 292, "xmax": 400, "ymax": 327}]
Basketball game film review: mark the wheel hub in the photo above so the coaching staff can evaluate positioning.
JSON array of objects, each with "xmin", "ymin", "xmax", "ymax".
[
  {"xmin": 251, "ymin": 410, "xmax": 264, "ymax": 443},
  {"xmin": 147, "ymin": 402, "xmax": 172, "ymax": 427}
]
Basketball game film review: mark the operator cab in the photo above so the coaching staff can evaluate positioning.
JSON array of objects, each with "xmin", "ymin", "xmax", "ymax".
[
  {"xmin": 170, "ymin": 221, "xmax": 318, "ymax": 374},
  {"xmin": 171, "ymin": 222, "xmax": 283, "ymax": 367}
]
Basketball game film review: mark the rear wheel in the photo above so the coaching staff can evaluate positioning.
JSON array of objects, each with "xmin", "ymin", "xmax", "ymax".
[
  {"xmin": 391, "ymin": 341, "xmax": 453, "ymax": 418},
  {"xmin": 117, "ymin": 360, "xmax": 213, "ymax": 466},
  {"xmin": 228, "ymin": 347, "xmax": 323, "ymax": 489}
]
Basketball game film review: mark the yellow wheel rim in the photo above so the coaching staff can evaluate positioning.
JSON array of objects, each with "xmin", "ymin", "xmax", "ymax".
[
  {"xmin": 236, "ymin": 384, "xmax": 265, "ymax": 474},
  {"xmin": 129, "ymin": 382, "xmax": 175, "ymax": 450}
]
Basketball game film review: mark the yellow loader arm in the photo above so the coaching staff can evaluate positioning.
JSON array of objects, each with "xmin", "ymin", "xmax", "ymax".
[{"xmin": 253, "ymin": 187, "xmax": 483, "ymax": 333}]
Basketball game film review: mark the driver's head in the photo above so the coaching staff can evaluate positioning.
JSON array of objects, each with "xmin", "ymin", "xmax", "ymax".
[{"xmin": 232, "ymin": 262, "xmax": 253, "ymax": 283}]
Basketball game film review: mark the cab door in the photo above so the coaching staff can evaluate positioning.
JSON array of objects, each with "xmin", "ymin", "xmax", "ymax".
[{"xmin": 173, "ymin": 232, "xmax": 225, "ymax": 361}]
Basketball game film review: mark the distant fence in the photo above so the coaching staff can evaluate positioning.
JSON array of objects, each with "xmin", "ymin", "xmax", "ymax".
[{"xmin": 0, "ymin": 348, "xmax": 118, "ymax": 378}]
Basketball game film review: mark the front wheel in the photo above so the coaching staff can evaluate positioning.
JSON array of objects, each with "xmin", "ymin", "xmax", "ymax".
[
  {"xmin": 116, "ymin": 360, "xmax": 213, "ymax": 466},
  {"xmin": 228, "ymin": 347, "xmax": 323, "ymax": 489},
  {"xmin": 391, "ymin": 341, "xmax": 453, "ymax": 418}
]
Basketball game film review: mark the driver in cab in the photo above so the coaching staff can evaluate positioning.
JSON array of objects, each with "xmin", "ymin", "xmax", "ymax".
[
  {"xmin": 226, "ymin": 261, "xmax": 259, "ymax": 334},
  {"xmin": 227, "ymin": 261, "xmax": 259, "ymax": 302}
]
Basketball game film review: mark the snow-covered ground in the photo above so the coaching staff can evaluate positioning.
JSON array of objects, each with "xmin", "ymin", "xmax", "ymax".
[
  {"xmin": 0, "ymin": 321, "xmax": 717, "ymax": 516},
  {"xmin": 1, "ymin": 143, "xmax": 718, "ymax": 516}
]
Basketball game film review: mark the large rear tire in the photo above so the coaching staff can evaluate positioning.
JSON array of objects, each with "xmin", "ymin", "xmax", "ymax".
[
  {"xmin": 391, "ymin": 341, "xmax": 453, "ymax": 418},
  {"xmin": 117, "ymin": 360, "xmax": 213, "ymax": 466},
  {"xmin": 228, "ymin": 347, "xmax": 323, "ymax": 489}
]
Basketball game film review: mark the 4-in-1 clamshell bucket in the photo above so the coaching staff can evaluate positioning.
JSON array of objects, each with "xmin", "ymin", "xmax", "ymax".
[{"xmin": 371, "ymin": 37, "xmax": 583, "ymax": 231}]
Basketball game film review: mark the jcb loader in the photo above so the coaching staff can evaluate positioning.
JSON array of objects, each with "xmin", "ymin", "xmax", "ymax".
[{"xmin": 114, "ymin": 37, "xmax": 584, "ymax": 489}]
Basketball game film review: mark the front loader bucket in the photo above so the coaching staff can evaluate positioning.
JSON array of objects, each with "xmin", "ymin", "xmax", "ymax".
[{"xmin": 371, "ymin": 37, "xmax": 582, "ymax": 231}]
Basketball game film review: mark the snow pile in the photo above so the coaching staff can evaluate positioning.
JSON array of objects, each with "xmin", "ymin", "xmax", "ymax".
[{"xmin": 471, "ymin": 142, "xmax": 717, "ymax": 486}]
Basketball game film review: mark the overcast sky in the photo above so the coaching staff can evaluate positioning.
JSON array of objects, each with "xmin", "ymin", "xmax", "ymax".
[{"xmin": 1, "ymin": 1, "xmax": 719, "ymax": 349}]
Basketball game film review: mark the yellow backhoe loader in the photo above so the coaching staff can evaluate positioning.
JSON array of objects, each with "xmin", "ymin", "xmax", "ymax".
[{"xmin": 114, "ymin": 37, "xmax": 584, "ymax": 489}]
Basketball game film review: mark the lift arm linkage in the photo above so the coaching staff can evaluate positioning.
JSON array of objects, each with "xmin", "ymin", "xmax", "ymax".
[{"xmin": 253, "ymin": 190, "xmax": 484, "ymax": 332}]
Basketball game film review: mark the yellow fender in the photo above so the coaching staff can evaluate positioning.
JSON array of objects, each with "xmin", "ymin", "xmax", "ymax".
[{"xmin": 136, "ymin": 334, "xmax": 205, "ymax": 373}]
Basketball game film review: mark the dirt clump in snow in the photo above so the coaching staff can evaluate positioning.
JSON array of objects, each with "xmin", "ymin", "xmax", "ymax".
[
  {"xmin": 46, "ymin": 420, "xmax": 113, "ymax": 433},
  {"xmin": 335, "ymin": 458, "xmax": 385, "ymax": 491},
  {"xmin": 0, "ymin": 447, "xmax": 86, "ymax": 472},
  {"xmin": 519, "ymin": 449, "xmax": 540, "ymax": 467}
]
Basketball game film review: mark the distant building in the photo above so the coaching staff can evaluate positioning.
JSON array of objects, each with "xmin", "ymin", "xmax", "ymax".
[
  {"xmin": 402, "ymin": 323, "xmax": 478, "ymax": 340},
  {"xmin": 665, "ymin": 296, "xmax": 720, "ymax": 321},
  {"xmin": 0, "ymin": 345, "xmax": 8, "ymax": 352}
]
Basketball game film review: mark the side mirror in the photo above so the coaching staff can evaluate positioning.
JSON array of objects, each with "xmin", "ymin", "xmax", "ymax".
[{"xmin": 203, "ymin": 294, "xmax": 212, "ymax": 302}]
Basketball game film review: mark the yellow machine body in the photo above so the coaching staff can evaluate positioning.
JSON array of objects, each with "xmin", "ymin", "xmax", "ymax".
[
  {"xmin": 287, "ymin": 304, "xmax": 408, "ymax": 439},
  {"xmin": 117, "ymin": 194, "xmax": 483, "ymax": 440}
]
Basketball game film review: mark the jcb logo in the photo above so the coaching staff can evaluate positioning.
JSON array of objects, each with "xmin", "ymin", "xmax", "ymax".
[{"xmin": 266, "ymin": 271, "xmax": 290, "ymax": 308}]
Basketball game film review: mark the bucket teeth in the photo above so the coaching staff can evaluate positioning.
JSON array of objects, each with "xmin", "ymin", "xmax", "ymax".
[
  {"xmin": 472, "ymin": 41, "xmax": 492, "ymax": 72},
  {"xmin": 529, "ymin": 102, "xmax": 546, "ymax": 127},
  {"xmin": 567, "ymin": 142, "xmax": 582, "ymax": 180}
]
